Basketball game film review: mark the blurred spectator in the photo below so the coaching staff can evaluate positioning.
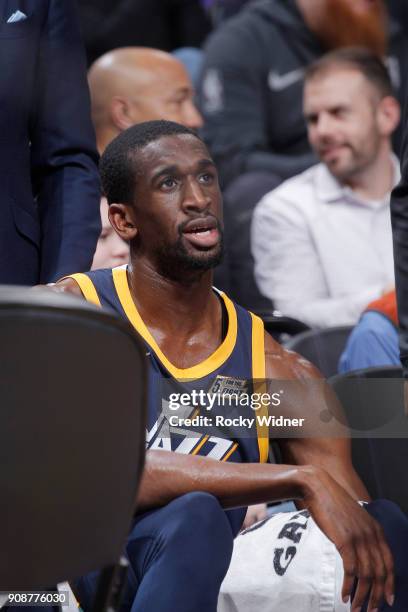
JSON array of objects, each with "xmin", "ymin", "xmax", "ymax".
[
  {"xmin": 88, "ymin": 47, "xmax": 203, "ymax": 154},
  {"xmin": 199, "ymin": 0, "xmax": 406, "ymax": 190},
  {"xmin": 339, "ymin": 290, "xmax": 399, "ymax": 372},
  {"xmin": 91, "ymin": 198, "xmax": 129, "ymax": 270},
  {"xmin": 77, "ymin": 0, "xmax": 212, "ymax": 66},
  {"xmin": 0, "ymin": 0, "xmax": 100, "ymax": 285},
  {"xmin": 199, "ymin": 0, "xmax": 407, "ymax": 312},
  {"xmin": 252, "ymin": 48, "xmax": 400, "ymax": 328}
]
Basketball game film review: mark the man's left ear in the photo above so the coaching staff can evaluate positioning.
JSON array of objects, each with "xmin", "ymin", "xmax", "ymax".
[
  {"xmin": 108, "ymin": 203, "xmax": 138, "ymax": 241},
  {"xmin": 377, "ymin": 96, "xmax": 401, "ymax": 136}
]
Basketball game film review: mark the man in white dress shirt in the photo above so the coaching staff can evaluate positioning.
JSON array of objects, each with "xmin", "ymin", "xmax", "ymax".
[{"xmin": 252, "ymin": 47, "xmax": 401, "ymax": 328}]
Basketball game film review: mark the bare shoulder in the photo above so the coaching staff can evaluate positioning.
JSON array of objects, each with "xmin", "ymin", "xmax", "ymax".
[
  {"xmin": 264, "ymin": 331, "xmax": 322, "ymax": 380},
  {"xmin": 37, "ymin": 277, "xmax": 84, "ymax": 299}
]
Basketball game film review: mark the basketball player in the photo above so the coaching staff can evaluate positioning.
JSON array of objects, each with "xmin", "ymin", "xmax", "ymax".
[{"xmin": 53, "ymin": 121, "xmax": 407, "ymax": 612}]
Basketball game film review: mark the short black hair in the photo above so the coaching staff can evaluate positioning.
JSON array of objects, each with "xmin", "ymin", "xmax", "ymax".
[
  {"xmin": 100, "ymin": 120, "xmax": 202, "ymax": 204},
  {"xmin": 304, "ymin": 47, "xmax": 394, "ymax": 99}
]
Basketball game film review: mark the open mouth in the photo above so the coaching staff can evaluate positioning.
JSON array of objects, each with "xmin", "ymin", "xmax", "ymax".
[{"xmin": 182, "ymin": 217, "xmax": 220, "ymax": 249}]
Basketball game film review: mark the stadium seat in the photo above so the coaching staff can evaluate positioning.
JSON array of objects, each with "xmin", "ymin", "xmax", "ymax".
[
  {"xmin": 260, "ymin": 312, "xmax": 310, "ymax": 344},
  {"xmin": 284, "ymin": 326, "xmax": 353, "ymax": 377},
  {"xmin": 0, "ymin": 286, "xmax": 147, "ymax": 611},
  {"xmin": 329, "ymin": 366, "xmax": 408, "ymax": 514}
]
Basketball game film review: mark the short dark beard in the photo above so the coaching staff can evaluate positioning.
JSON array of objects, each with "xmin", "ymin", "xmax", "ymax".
[{"xmin": 154, "ymin": 223, "xmax": 224, "ymax": 282}]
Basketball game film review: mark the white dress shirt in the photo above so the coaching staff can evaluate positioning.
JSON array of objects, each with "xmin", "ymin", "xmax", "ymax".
[{"xmin": 251, "ymin": 159, "xmax": 399, "ymax": 328}]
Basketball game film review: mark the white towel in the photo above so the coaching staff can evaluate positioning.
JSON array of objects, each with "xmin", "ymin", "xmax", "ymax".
[{"xmin": 218, "ymin": 509, "xmax": 351, "ymax": 612}]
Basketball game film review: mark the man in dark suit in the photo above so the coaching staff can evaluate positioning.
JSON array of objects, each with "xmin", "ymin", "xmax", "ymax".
[
  {"xmin": 391, "ymin": 85, "xmax": 408, "ymax": 373},
  {"xmin": 0, "ymin": 0, "xmax": 100, "ymax": 285}
]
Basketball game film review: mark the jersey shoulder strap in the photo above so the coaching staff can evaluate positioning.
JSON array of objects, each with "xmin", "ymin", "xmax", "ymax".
[
  {"xmin": 61, "ymin": 272, "xmax": 101, "ymax": 307},
  {"xmin": 250, "ymin": 312, "xmax": 269, "ymax": 463}
]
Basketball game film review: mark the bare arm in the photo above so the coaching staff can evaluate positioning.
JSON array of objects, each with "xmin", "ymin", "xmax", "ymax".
[
  {"xmin": 34, "ymin": 277, "xmax": 84, "ymax": 297},
  {"xmin": 137, "ymin": 450, "xmax": 308, "ymax": 513},
  {"xmin": 49, "ymin": 277, "xmax": 84, "ymax": 298},
  {"xmin": 263, "ymin": 333, "xmax": 370, "ymax": 502}
]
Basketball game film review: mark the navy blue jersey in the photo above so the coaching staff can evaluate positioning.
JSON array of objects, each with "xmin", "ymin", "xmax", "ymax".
[
  {"xmin": 71, "ymin": 266, "xmax": 268, "ymax": 463},
  {"xmin": 67, "ymin": 266, "xmax": 269, "ymax": 533}
]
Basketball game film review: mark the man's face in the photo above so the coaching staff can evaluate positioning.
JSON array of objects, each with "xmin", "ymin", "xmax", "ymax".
[
  {"xmin": 309, "ymin": 0, "xmax": 387, "ymax": 55},
  {"xmin": 129, "ymin": 62, "xmax": 203, "ymax": 131},
  {"xmin": 126, "ymin": 134, "xmax": 223, "ymax": 279},
  {"xmin": 92, "ymin": 198, "xmax": 129, "ymax": 270},
  {"xmin": 304, "ymin": 69, "xmax": 384, "ymax": 181}
]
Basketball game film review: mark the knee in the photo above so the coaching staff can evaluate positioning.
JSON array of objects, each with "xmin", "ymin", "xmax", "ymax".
[
  {"xmin": 161, "ymin": 492, "xmax": 234, "ymax": 572},
  {"xmin": 368, "ymin": 499, "xmax": 408, "ymax": 532},
  {"xmin": 165, "ymin": 492, "xmax": 232, "ymax": 538},
  {"xmin": 367, "ymin": 499, "xmax": 408, "ymax": 570},
  {"xmin": 175, "ymin": 491, "xmax": 227, "ymax": 524}
]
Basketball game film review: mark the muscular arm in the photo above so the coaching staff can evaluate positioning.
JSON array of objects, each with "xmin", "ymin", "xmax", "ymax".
[
  {"xmin": 138, "ymin": 451, "xmax": 306, "ymax": 513},
  {"xmin": 263, "ymin": 333, "xmax": 370, "ymax": 502},
  {"xmin": 49, "ymin": 277, "xmax": 85, "ymax": 298}
]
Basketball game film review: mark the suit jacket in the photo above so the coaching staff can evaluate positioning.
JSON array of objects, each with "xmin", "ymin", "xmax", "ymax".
[
  {"xmin": 77, "ymin": 0, "xmax": 212, "ymax": 65},
  {"xmin": 391, "ymin": 85, "xmax": 408, "ymax": 373},
  {"xmin": 0, "ymin": 0, "xmax": 100, "ymax": 285}
]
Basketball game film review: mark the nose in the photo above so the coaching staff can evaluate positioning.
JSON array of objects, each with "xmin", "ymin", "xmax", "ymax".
[
  {"xmin": 314, "ymin": 112, "xmax": 335, "ymax": 139},
  {"xmin": 182, "ymin": 100, "xmax": 204, "ymax": 131},
  {"xmin": 182, "ymin": 177, "xmax": 211, "ymax": 213}
]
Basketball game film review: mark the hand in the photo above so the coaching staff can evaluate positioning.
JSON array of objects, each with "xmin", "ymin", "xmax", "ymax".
[
  {"xmin": 302, "ymin": 466, "xmax": 394, "ymax": 611},
  {"xmin": 242, "ymin": 503, "xmax": 268, "ymax": 530}
]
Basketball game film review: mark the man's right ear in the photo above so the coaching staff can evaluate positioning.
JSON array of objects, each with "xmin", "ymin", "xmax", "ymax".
[
  {"xmin": 108, "ymin": 203, "xmax": 138, "ymax": 241},
  {"xmin": 110, "ymin": 96, "xmax": 135, "ymax": 131}
]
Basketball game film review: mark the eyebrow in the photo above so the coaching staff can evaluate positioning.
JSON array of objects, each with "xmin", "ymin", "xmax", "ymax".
[
  {"xmin": 305, "ymin": 103, "xmax": 349, "ymax": 120},
  {"xmin": 151, "ymin": 158, "xmax": 216, "ymax": 183},
  {"xmin": 167, "ymin": 87, "xmax": 192, "ymax": 98}
]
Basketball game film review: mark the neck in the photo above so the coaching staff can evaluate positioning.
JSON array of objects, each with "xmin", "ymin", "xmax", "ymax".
[
  {"xmin": 342, "ymin": 144, "xmax": 394, "ymax": 201},
  {"xmin": 127, "ymin": 258, "xmax": 219, "ymax": 337},
  {"xmin": 96, "ymin": 126, "xmax": 121, "ymax": 155}
]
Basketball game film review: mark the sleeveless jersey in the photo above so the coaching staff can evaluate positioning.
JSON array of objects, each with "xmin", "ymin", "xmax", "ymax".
[
  {"xmin": 70, "ymin": 265, "xmax": 269, "ymax": 463},
  {"xmin": 66, "ymin": 266, "xmax": 269, "ymax": 532}
]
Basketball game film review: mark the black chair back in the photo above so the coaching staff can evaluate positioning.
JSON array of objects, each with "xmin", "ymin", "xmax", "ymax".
[
  {"xmin": 329, "ymin": 366, "xmax": 408, "ymax": 513},
  {"xmin": 260, "ymin": 312, "xmax": 310, "ymax": 344},
  {"xmin": 284, "ymin": 326, "xmax": 353, "ymax": 377},
  {"xmin": 0, "ymin": 286, "xmax": 147, "ymax": 593}
]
